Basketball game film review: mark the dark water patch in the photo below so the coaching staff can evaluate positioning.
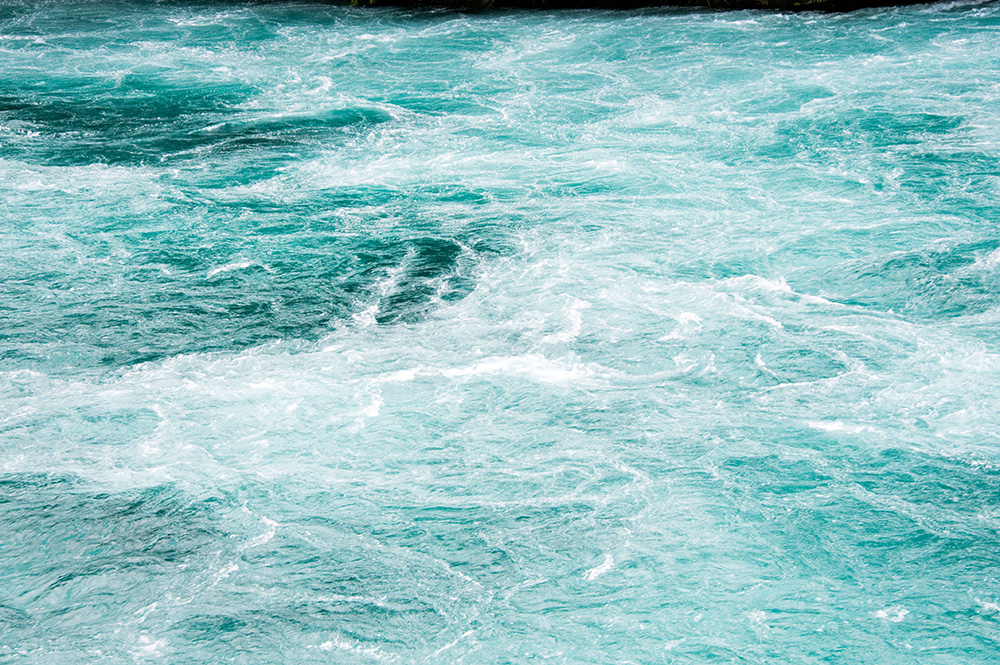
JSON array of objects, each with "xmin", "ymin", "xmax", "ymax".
[
  {"xmin": 0, "ymin": 475, "xmax": 226, "ymax": 609},
  {"xmin": 736, "ymin": 84, "xmax": 837, "ymax": 116},
  {"xmin": 375, "ymin": 91, "xmax": 496, "ymax": 118},
  {"xmin": 817, "ymin": 238, "xmax": 1000, "ymax": 319},
  {"xmin": 720, "ymin": 455, "xmax": 835, "ymax": 497},
  {"xmin": 0, "ymin": 73, "xmax": 249, "ymax": 127},
  {"xmin": 197, "ymin": 184, "xmax": 403, "ymax": 214},
  {"xmin": 850, "ymin": 111, "xmax": 964, "ymax": 148},
  {"xmin": 0, "ymin": 222, "xmax": 492, "ymax": 367},
  {"xmin": 156, "ymin": 503, "xmax": 492, "ymax": 660},
  {"xmin": 412, "ymin": 183, "xmax": 495, "ymax": 205},
  {"xmin": 0, "ymin": 601, "xmax": 34, "ymax": 628},
  {"xmin": 161, "ymin": 107, "xmax": 394, "ymax": 160},
  {"xmin": 852, "ymin": 447, "xmax": 1000, "ymax": 510},
  {"xmin": 0, "ymin": 73, "xmax": 391, "ymax": 166},
  {"xmin": 765, "ymin": 109, "xmax": 966, "ymax": 161},
  {"xmin": 0, "ymin": 474, "xmax": 332, "ymax": 661},
  {"xmin": 756, "ymin": 109, "xmax": 1000, "ymax": 234},
  {"xmin": 0, "ymin": 74, "xmax": 249, "ymax": 165},
  {"xmin": 900, "ymin": 150, "xmax": 1000, "ymax": 222},
  {"xmin": 714, "ymin": 440, "xmax": 1000, "ymax": 608},
  {"xmin": 0, "ymin": 1, "xmax": 283, "ymax": 49}
]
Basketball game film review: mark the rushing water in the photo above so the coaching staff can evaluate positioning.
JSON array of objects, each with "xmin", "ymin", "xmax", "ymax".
[{"xmin": 2, "ymin": 0, "xmax": 1000, "ymax": 662}]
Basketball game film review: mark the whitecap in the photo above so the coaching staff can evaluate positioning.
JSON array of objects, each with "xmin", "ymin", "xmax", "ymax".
[{"xmin": 584, "ymin": 553, "xmax": 614, "ymax": 581}]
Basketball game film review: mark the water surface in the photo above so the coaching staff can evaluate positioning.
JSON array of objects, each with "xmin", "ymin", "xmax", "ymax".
[{"xmin": 2, "ymin": 1, "xmax": 1000, "ymax": 662}]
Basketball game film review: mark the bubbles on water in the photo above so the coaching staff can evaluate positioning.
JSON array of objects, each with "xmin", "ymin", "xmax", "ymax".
[{"xmin": 3, "ymin": 2, "xmax": 1000, "ymax": 664}]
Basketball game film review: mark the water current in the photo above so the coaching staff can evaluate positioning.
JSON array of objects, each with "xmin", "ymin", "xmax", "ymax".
[{"xmin": 2, "ymin": 1, "xmax": 1000, "ymax": 662}]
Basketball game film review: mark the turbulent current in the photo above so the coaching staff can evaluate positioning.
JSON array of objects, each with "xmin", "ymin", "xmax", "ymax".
[{"xmin": 2, "ymin": 1, "xmax": 1000, "ymax": 662}]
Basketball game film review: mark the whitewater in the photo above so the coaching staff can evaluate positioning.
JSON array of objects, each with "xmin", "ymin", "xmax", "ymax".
[{"xmin": 2, "ymin": 1, "xmax": 1000, "ymax": 662}]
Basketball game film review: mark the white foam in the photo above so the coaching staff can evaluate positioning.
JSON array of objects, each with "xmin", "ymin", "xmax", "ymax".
[
  {"xmin": 873, "ymin": 607, "xmax": 909, "ymax": 622},
  {"xmin": 206, "ymin": 260, "xmax": 254, "ymax": 279},
  {"xmin": 311, "ymin": 635, "xmax": 393, "ymax": 661},
  {"xmin": 131, "ymin": 636, "xmax": 167, "ymax": 659},
  {"xmin": 441, "ymin": 354, "xmax": 595, "ymax": 384},
  {"xmin": 212, "ymin": 562, "xmax": 239, "ymax": 584},
  {"xmin": 352, "ymin": 304, "xmax": 379, "ymax": 328},
  {"xmin": 975, "ymin": 598, "xmax": 1000, "ymax": 612},
  {"xmin": 361, "ymin": 393, "xmax": 384, "ymax": 418},
  {"xmin": 540, "ymin": 297, "xmax": 591, "ymax": 344},
  {"xmin": 377, "ymin": 369, "xmax": 420, "ymax": 384},
  {"xmin": 807, "ymin": 420, "xmax": 880, "ymax": 434},
  {"xmin": 972, "ymin": 247, "xmax": 1000, "ymax": 271},
  {"xmin": 134, "ymin": 603, "xmax": 158, "ymax": 622},
  {"xmin": 311, "ymin": 76, "xmax": 333, "ymax": 94},
  {"xmin": 584, "ymin": 553, "xmax": 614, "ymax": 581},
  {"xmin": 431, "ymin": 630, "xmax": 476, "ymax": 657},
  {"xmin": 241, "ymin": 507, "xmax": 278, "ymax": 550}
]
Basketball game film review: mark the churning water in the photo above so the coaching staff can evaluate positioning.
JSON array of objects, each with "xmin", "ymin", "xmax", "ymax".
[{"xmin": 2, "ymin": 0, "xmax": 1000, "ymax": 662}]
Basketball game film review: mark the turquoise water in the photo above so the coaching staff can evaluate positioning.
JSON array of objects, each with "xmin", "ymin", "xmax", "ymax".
[{"xmin": 2, "ymin": 0, "xmax": 1000, "ymax": 662}]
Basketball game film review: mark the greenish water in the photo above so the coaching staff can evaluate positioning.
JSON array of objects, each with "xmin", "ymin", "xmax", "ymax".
[{"xmin": 2, "ymin": 1, "xmax": 1000, "ymax": 662}]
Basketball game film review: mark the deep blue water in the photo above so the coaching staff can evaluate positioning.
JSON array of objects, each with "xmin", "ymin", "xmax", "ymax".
[{"xmin": 2, "ymin": 1, "xmax": 1000, "ymax": 662}]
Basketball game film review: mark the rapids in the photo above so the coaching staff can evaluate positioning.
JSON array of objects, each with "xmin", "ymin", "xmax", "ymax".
[{"xmin": 2, "ymin": 1, "xmax": 1000, "ymax": 662}]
